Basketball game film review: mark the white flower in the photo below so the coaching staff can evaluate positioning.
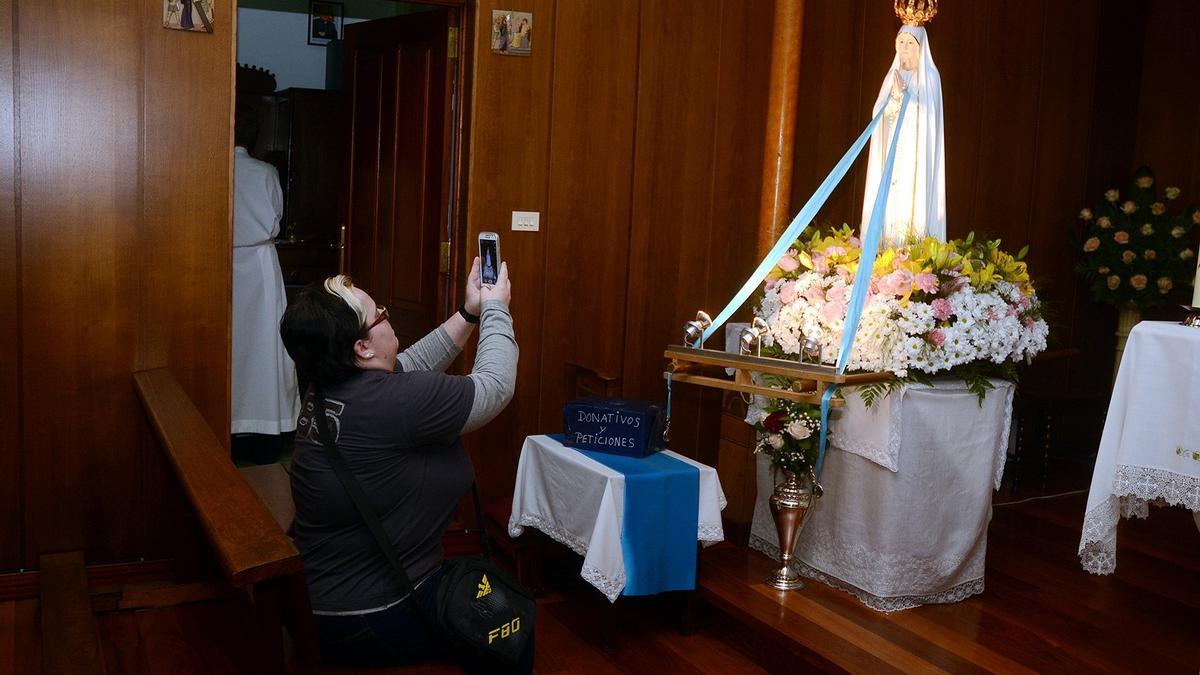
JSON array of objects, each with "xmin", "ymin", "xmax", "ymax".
[
  {"xmin": 786, "ymin": 420, "xmax": 811, "ymax": 441},
  {"xmin": 768, "ymin": 433, "xmax": 785, "ymax": 450}
]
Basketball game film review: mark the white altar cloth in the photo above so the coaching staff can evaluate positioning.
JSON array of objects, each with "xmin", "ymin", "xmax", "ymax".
[
  {"xmin": 751, "ymin": 379, "xmax": 1014, "ymax": 611},
  {"xmin": 1079, "ymin": 321, "xmax": 1200, "ymax": 574},
  {"xmin": 508, "ymin": 435, "xmax": 726, "ymax": 602}
]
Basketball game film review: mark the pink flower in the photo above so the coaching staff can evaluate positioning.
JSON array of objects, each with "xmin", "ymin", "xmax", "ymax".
[
  {"xmin": 1097, "ymin": 217, "xmax": 1112, "ymax": 229},
  {"xmin": 1107, "ymin": 275, "xmax": 1121, "ymax": 290},
  {"xmin": 1024, "ymin": 318, "xmax": 1037, "ymax": 329},
  {"xmin": 779, "ymin": 281, "xmax": 798, "ymax": 304},
  {"xmin": 1144, "ymin": 249, "xmax": 1157, "ymax": 260},
  {"xmin": 1113, "ymin": 231, "xmax": 1130, "ymax": 244},
  {"xmin": 777, "ymin": 252, "xmax": 800, "ymax": 273},
  {"xmin": 811, "ymin": 252, "xmax": 831, "ymax": 274},
  {"xmin": 1006, "ymin": 305, "xmax": 1018, "ymax": 317},
  {"xmin": 848, "ymin": 236, "xmax": 862, "ymax": 248},
  {"xmin": 927, "ymin": 329, "xmax": 945, "ymax": 346},
  {"xmin": 1151, "ymin": 202, "xmax": 1166, "ymax": 215},
  {"xmin": 915, "ymin": 273, "xmax": 939, "ymax": 294},
  {"xmin": 1157, "ymin": 277, "xmax": 1173, "ymax": 294},
  {"xmin": 931, "ymin": 298, "xmax": 953, "ymax": 320},
  {"xmin": 826, "ymin": 285, "xmax": 847, "ymax": 303},
  {"xmin": 1122, "ymin": 250, "xmax": 1136, "ymax": 264},
  {"xmin": 821, "ymin": 301, "xmax": 846, "ymax": 322},
  {"xmin": 1018, "ymin": 296, "xmax": 1031, "ymax": 310},
  {"xmin": 803, "ymin": 285, "xmax": 825, "ymax": 304},
  {"xmin": 1083, "ymin": 237, "xmax": 1100, "ymax": 252},
  {"xmin": 765, "ymin": 279, "xmax": 777, "ymax": 291},
  {"xmin": 825, "ymin": 246, "xmax": 846, "ymax": 258},
  {"xmin": 878, "ymin": 269, "xmax": 914, "ymax": 296},
  {"xmin": 1130, "ymin": 274, "xmax": 1148, "ymax": 291},
  {"xmin": 1121, "ymin": 201, "xmax": 1137, "ymax": 215}
]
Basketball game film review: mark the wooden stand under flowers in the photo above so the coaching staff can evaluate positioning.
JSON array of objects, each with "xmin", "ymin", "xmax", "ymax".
[{"xmin": 662, "ymin": 345, "xmax": 891, "ymax": 407}]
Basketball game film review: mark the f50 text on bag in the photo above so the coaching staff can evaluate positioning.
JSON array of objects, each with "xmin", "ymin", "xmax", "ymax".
[{"xmin": 488, "ymin": 617, "xmax": 521, "ymax": 644}]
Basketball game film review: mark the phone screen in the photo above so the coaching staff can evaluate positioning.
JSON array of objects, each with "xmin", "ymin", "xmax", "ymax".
[{"xmin": 479, "ymin": 237, "xmax": 499, "ymax": 286}]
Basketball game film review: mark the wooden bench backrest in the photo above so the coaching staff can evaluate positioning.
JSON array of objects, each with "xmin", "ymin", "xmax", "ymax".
[{"xmin": 133, "ymin": 368, "xmax": 303, "ymax": 587}]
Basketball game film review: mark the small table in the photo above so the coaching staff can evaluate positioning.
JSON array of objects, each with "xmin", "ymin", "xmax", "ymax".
[
  {"xmin": 508, "ymin": 435, "xmax": 726, "ymax": 602},
  {"xmin": 1079, "ymin": 321, "xmax": 1200, "ymax": 574}
]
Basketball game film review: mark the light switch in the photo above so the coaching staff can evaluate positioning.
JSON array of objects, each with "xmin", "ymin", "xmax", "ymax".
[{"xmin": 511, "ymin": 211, "xmax": 540, "ymax": 232}]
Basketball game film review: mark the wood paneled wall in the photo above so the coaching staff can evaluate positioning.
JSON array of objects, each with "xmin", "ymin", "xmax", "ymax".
[{"xmin": 0, "ymin": 0, "xmax": 232, "ymax": 572}]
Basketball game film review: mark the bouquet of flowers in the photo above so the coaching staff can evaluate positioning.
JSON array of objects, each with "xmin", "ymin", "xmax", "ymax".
[
  {"xmin": 751, "ymin": 226, "xmax": 1048, "ymax": 407},
  {"xmin": 1071, "ymin": 167, "xmax": 1197, "ymax": 310},
  {"xmin": 752, "ymin": 398, "xmax": 822, "ymax": 475}
]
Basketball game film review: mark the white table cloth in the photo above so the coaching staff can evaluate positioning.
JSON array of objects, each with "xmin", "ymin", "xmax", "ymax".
[
  {"xmin": 1079, "ymin": 321, "xmax": 1200, "ymax": 574},
  {"xmin": 508, "ymin": 435, "xmax": 727, "ymax": 602},
  {"xmin": 750, "ymin": 379, "xmax": 1014, "ymax": 611}
]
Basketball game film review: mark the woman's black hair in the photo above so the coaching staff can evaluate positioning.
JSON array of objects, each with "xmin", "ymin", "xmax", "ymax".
[{"xmin": 280, "ymin": 282, "xmax": 367, "ymax": 388}]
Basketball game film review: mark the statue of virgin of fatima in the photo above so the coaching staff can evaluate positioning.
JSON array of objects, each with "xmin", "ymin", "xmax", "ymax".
[{"xmin": 861, "ymin": 1, "xmax": 945, "ymax": 247}]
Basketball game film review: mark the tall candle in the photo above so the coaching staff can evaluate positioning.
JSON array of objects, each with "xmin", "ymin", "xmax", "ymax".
[{"xmin": 1193, "ymin": 259, "xmax": 1200, "ymax": 308}]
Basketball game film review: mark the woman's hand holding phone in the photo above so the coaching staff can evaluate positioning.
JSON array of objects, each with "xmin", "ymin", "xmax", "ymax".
[{"xmin": 480, "ymin": 262, "xmax": 511, "ymax": 307}]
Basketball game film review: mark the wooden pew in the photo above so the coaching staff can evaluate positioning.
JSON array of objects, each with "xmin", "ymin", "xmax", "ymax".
[
  {"xmin": 39, "ymin": 551, "xmax": 105, "ymax": 675},
  {"xmin": 133, "ymin": 368, "xmax": 317, "ymax": 670}
]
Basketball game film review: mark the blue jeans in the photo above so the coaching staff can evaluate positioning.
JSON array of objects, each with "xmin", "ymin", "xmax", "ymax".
[{"xmin": 313, "ymin": 565, "xmax": 534, "ymax": 673}]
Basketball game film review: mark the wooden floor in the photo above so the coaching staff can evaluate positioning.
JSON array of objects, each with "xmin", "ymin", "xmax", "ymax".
[
  {"xmin": 698, "ymin": 493, "xmax": 1200, "ymax": 674},
  {"xmin": 1, "ymin": 493, "xmax": 1196, "ymax": 674}
]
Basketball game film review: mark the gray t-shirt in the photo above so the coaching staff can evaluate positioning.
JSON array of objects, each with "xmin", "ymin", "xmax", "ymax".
[{"xmin": 290, "ymin": 369, "xmax": 476, "ymax": 613}]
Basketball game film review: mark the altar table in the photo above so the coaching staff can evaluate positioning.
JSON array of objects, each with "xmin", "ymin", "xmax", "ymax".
[
  {"xmin": 751, "ymin": 378, "xmax": 1015, "ymax": 611},
  {"xmin": 1079, "ymin": 321, "xmax": 1200, "ymax": 574},
  {"xmin": 508, "ymin": 434, "xmax": 726, "ymax": 602}
]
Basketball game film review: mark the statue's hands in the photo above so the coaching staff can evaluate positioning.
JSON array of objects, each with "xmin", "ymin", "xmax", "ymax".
[{"xmin": 890, "ymin": 70, "xmax": 906, "ymax": 99}]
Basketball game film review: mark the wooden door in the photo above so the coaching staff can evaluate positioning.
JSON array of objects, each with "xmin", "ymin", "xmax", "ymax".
[{"xmin": 342, "ymin": 10, "xmax": 452, "ymax": 347}]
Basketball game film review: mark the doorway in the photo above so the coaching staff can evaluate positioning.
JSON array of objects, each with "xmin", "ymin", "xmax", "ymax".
[{"xmin": 233, "ymin": 0, "xmax": 472, "ymax": 343}]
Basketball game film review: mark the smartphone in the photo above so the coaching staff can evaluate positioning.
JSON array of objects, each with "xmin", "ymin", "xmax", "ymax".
[{"xmin": 478, "ymin": 231, "xmax": 501, "ymax": 286}]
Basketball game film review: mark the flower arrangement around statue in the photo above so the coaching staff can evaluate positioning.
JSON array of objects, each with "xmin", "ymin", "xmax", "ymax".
[
  {"xmin": 748, "ymin": 226, "xmax": 1048, "ymax": 411},
  {"xmin": 1071, "ymin": 167, "xmax": 1198, "ymax": 311}
]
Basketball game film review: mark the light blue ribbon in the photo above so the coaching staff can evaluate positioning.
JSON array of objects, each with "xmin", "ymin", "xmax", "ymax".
[
  {"xmin": 699, "ymin": 103, "xmax": 893, "ymax": 345},
  {"xmin": 815, "ymin": 89, "xmax": 911, "ymax": 479}
]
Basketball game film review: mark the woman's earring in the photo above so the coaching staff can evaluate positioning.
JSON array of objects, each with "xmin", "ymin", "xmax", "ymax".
[{"xmin": 365, "ymin": 352, "xmax": 374, "ymax": 358}]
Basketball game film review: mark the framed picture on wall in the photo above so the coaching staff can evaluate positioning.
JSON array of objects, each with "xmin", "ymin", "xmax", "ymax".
[
  {"xmin": 490, "ymin": 10, "xmax": 532, "ymax": 56},
  {"xmin": 163, "ymin": 0, "xmax": 215, "ymax": 33},
  {"xmin": 308, "ymin": 1, "xmax": 344, "ymax": 46}
]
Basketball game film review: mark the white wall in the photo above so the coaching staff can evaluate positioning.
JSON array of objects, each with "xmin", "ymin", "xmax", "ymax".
[{"xmin": 237, "ymin": 8, "xmax": 365, "ymax": 91}]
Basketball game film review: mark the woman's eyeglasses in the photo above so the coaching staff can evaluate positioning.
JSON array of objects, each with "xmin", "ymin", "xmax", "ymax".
[{"xmin": 367, "ymin": 305, "xmax": 389, "ymax": 330}]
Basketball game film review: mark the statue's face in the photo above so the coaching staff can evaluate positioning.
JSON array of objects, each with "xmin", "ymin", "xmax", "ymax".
[{"xmin": 895, "ymin": 32, "xmax": 920, "ymax": 71}]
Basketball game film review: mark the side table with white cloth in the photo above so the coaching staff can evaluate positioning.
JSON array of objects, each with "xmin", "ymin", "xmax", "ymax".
[
  {"xmin": 750, "ymin": 378, "xmax": 1015, "ymax": 612},
  {"xmin": 1079, "ymin": 321, "xmax": 1200, "ymax": 574},
  {"xmin": 508, "ymin": 434, "xmax": 727, "ymax": 602}
]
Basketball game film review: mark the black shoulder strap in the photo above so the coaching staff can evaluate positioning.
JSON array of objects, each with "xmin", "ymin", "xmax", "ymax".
[{"xmin": 311, "ymin": 385, "xmax": 419, "ymax": 602}]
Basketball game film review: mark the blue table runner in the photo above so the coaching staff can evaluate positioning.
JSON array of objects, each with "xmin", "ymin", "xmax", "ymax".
[{"xmin": 549, "ymin": 434, "xmax": 700, "ymax": 596}]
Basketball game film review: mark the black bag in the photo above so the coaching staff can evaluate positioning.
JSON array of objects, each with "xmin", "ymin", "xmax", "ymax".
[{"xmin": 311, "ymin": 387, "xmax": 535, "ymax": 666}]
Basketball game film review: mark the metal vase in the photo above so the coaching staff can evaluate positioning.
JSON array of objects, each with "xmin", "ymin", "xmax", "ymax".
[{"xmin": 766, "ymin": 470, "xmax": 817, "ymax": 591}]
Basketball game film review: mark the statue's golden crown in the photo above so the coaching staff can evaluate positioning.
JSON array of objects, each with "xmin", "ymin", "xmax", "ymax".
[{"xmin": 894, "ymin": 0, "xmax": 938, "ymax": 26}]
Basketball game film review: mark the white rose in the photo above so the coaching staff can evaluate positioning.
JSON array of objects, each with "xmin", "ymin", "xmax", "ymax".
[
  {"xmin": 768, "ymin": 433, "xmax": 785, "ymax": 450},
  {"xmin": 786, "ymin": 420, "xmax": 811, "ymax": 441}
]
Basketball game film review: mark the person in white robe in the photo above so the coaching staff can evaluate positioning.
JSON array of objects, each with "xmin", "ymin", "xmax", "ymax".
[
  {"xmin": 861, "ymin": 25, "xmax": 946, "ymax": 247},
  {"xmin": 232, "ymin": 104, "xmax": 299, "ymax": 462}
]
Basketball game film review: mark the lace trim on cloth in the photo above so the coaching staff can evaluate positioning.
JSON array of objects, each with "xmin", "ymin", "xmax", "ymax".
[
  {"xmin": 1079, "ymin": 464, "xmax": 1200, "ymax": 575},
  {"xmin": 747, "ymin": 534, "xmax": 985, "ymax": 612},
  {"xmin": 698, "ymin": 523, "xmax": 724, "ymax": 545},
  {"xmin": 508, "ymin": 513, "xmax": 588, "ymax": 557},
  {"xmin": 580, "ymin": 563, "xmax": 625, "ymax": 603}
]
